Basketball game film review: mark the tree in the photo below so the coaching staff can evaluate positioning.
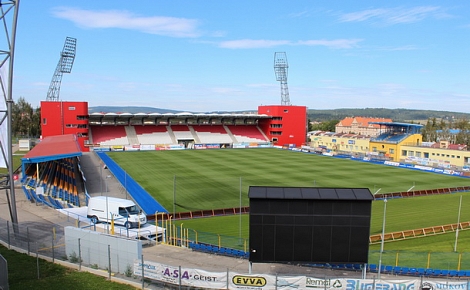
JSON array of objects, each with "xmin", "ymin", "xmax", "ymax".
[
  {"xmin": 310, "ymin": 119, "xmax": 339, "ymax": 132},
  {"xmin": 12, "ymin": 97, "xmax": 38, "ymax": 138}
]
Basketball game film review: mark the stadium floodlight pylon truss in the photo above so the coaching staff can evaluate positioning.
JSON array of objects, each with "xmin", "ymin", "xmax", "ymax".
[
  {"xmin": 0, "ymin": 0, "xmax": 20, "ymax": 226},
  {"xmin": 46, "ymin": 36, "xmax": 77, "ymax": 101},
  {"xmin": 274, "ymin": 52, "xmax": 291, "ymax": 106}
]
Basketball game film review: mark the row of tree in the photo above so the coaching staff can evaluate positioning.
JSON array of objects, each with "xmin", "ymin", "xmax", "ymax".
[{"xmin": 12, "ymin": 97, "xmax": 41, "ymax": 138}]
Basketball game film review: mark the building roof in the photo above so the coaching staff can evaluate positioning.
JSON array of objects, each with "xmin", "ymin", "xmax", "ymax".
[
  {"xmin": 248, "ymin": 186, "xmax": 373, "ymax": 200},
  {"xmin": 22, "ymin": 134, "xmax": 82, "ymax": 164},
  {"xmin": 337, "ymin": 117, "xmax": 393, "ymax": 128}
]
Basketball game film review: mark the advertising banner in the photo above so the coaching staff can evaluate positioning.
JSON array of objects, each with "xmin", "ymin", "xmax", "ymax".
[
  {"xmin": 134, "ymin": 260, "xmax": 227, "ymax": 289},
  {"xmin": 194, "ymin": 144, "xmax": 207, "ymax": 149},
  {"xmin": 134, "ymin": 260, "xmax": 470, "ymax": 290}
]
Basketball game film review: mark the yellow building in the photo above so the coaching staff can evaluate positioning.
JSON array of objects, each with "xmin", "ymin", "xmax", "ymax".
[{"xmin": 309, "ymin": 122, "xmax": 470, "ymax": 170}]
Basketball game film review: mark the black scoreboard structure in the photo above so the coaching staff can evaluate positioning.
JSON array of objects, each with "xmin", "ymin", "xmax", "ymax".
[{"xmin": 248, "ymin": 186, "xmax": 374, "ymax": 264}]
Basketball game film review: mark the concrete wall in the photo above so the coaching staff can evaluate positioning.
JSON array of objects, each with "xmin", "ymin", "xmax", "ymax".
[{"xmin": 64, "ymin": 226, "xmax": 142, "ymax": 274}]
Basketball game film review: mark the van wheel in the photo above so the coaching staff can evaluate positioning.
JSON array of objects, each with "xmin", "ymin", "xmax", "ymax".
[
  {"xmin": 90, "ymin": 216, "xmax": 98, "ymax": 224},
  {"xmin": 125, "ymin": 222, "xmax": 131, "ymax": 229}
]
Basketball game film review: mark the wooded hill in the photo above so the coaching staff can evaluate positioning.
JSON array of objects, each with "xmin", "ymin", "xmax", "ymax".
[{"xmin": 307, "ymin": 108, "xmax": 470, "ymax": 123}]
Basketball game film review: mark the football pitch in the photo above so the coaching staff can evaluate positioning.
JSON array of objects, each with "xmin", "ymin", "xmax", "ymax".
[{"xmin": 108, "ymin": 148, "xmax": 470, "ymax": 213}]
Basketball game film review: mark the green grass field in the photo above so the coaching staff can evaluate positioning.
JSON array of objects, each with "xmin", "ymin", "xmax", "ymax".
[
  {"xmin": 108, "ymin": 148, "xmax": 470, "ymax": 213},
  {"xmin": 108, "ymin": 148, "xmax": 470, "ymax": 268}
]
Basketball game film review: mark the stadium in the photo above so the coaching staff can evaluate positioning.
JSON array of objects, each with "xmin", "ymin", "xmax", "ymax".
[
  {"xmin": 8, "ymin": 46, "xmax": 470, "ymax": 288},
  {"xmin": 9, "ymin": 35, "xmax": 470, "ymax": 290},
  {"xmin": 10, "ymin": 94, "xmax": 470, "ymax": 288}
]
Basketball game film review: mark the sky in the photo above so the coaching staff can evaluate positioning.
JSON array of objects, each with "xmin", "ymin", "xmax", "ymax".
[{"xmin": 8, "ymin": 1, "xmax": 470, "ymax": 113}]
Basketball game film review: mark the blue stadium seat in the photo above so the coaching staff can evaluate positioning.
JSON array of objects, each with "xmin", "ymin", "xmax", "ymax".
[
  {"xmin": 400, "ymin": 267, "xmax": 409, "ymax": 275},
  {"xmin": 431, "ymin": 269, "xmax": 441, "ymax": 276},
  {"xmin": 369, "ymin": 264, "xmax": 378, "ymax": 273},
  {"xmin": 417, "ymin": 268, "xmax": 425, "ymax": 276},
  {"xmin": 439, "ymin": 269, "xmax": 448, "ymax": 277},
  {"xmin": 458, "ymin": 270, "xmax": 466, "ymax": 278},
  {"xmin": 425, "ymin": 269, "xmax": 433, "ymax": 276},
  {"xmin": 408, "ymin": 268, "xmax": 417, "ymax": 276},
  {"xmin": 449, "ymin": 270, "xmax": 458, "ymax": 277},
  {"xmin": 384, "ymin": 265, "xmax": 393, "ymax": 274},
  {"xmin": 393, "ymin": 266, "xmax": 401, "ymax": 274}
]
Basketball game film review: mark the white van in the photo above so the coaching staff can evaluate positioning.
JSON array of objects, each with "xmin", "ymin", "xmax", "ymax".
[{"xmin": 87, "ymin": 196, "xmax": 147, "ymax": 229}]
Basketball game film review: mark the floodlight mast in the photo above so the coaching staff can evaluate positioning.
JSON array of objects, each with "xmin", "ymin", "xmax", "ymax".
[
  {"xmin": 274, "ymin": 52, "xmax": 291, "ymax": 106},
  {"xmin": 0, "ymin": 0, "xmax": 20, "ymax": 228},
  {"xmin": 46, "ymin": 37, "xmax": 76, "ymax": 101}
]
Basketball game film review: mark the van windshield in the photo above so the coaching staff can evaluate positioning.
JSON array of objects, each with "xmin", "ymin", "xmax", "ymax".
[{"xmin": 126, "ymin": 205, "xmax": 140, "ymax": 215}]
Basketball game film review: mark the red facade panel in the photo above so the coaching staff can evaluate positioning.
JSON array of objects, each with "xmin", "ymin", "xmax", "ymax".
[
  {"xmin": 257, "ymin": 105, "xmax": 307, "ymax": 147},
  {"xmin": 40, "ymin": 101, "xmax": 89, "ymax": 151}
]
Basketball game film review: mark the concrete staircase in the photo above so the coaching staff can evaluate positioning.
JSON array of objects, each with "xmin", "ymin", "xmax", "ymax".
[{"xmin": 125, "ymin": 126, "xmax": 139, "ymax": 145}]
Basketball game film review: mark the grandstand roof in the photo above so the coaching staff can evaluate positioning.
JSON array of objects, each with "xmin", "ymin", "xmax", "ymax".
[
  {"xmin": 22, "ymin": 134, "xmax": 82, "ymax": 164},
  {"xmin": 248, "ymin": 186, "xmax": 373, "ymax": 200},
  {"xmin": 369, "ymin": 122, "xmax": 423, "ymax": 128},
  {"xmin": 88, "ymin": 111, "xmax": 272, "ymax": 125}
]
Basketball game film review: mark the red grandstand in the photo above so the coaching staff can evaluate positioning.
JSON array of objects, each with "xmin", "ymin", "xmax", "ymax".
[{"xmin": 40, "ymin": 101, "xmax": 307, "ymax": 152}]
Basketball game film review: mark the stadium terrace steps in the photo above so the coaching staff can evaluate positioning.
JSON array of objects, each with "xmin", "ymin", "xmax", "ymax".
[
  {"xmin": 369, "ymin": 221, "xmax": 470, "ymax": 244},
  {"xmin": 90, "ymin": 125, "xmax": 128, "ymax": 144},
  {"xmin": 89, "ymin": 124, "xmax": 270, "ymax": 146},
  {"xmin": 124, "ymin": 126, "xmax": 139, "ymax": 145}
]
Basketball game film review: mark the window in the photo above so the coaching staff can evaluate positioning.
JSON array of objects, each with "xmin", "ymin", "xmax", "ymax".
[
  {"xmin": 284, "ymin": 109, "xmax": 288, "ymax": 113},
  {"xmin": 42, "ymin": 118, "xmax": 47, "ymax": 125},
  {"xmin": 424, "ymin": 152, "xmax": 429, "ymax": 158},
  {"xmin": 68, "ymin": 106, "xmax": 76, "ymax": 110},
  {"xmin": 416, "ymin": 152, "xmax": 421, "ymax": 158},
  {"xmin": 402, "ymin": 150, "xmax": 407, "ymax": 156},
  {"xmin": 272, "ymin": 117, "xmax": 282, "ymax": 121},
  {"xmin": 389, "ymin": 148, "xmax": 394, "ymax": 154},
  {"xmin": 408, "ymin": 151, "xmax": 414, "ymax": 157}
]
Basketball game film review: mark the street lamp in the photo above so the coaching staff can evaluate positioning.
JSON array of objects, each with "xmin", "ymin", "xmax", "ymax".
[
  {"xmin": 105, "ymin": 175, "xmax": 111, "ymax": 234},
  {"xmin": 378, "ymin": 198, "xmax": 387, "ymax": 279}
]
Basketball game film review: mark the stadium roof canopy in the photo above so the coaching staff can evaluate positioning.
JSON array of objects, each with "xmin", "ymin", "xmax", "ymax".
[
  {"xmin": 22, "ymin": 134, "xmax": 82, "ymax": 164},
  {"xmin": 88, "ymin": 112, "xmax": 272, "ymax": 126},
  {"xmin": 369, "ymin": 122, "xmax": 423, "ymax": 134},
  {"xmin": 369, "ymin": 122, "xmax": 423, "ymax": 128}
]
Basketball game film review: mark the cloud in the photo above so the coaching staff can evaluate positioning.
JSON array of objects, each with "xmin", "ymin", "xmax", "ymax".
[
  {"xmin": 298, "ymin": 39, "xmax": 362, "ymax": 49},
  {"xmin": 218, "ymin": 39, "xmax": 291, "ymax": 49},
  {"xmin": 51, "ymin": 7, "xmax": 201, "ymax": 38},
  {"xmin": 339, "ymin": 6, "xmax": 447, "ymax": 25},
  {"xmin": 218, "ymin": 39, "xmax": 362, "ymax": 49}
]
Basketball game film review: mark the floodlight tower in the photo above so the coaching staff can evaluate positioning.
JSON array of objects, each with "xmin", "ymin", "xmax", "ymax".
[
  {"xmin": 274, "ymin": 52, "xmax": 291, "ymax": 106},
  {"xmin": 0, "ymin": 0, "xmax": 20, "ymax": 227},
  {"xmin": 46, "ymin": 37, "xmax": 77, "ymax": 101}
]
